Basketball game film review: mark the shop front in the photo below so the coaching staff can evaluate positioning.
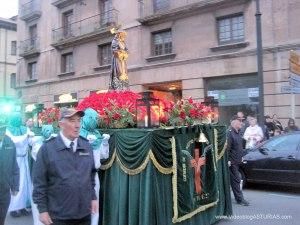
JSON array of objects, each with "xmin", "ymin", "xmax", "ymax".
[{"xmin": 206, "ymin": 74, "xmax": 259, "ymax": 124}]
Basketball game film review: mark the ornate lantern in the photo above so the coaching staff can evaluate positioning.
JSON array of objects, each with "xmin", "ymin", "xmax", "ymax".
[
  {"xmin": 136, "ymin": 91, "xmax": 160, "ymax": 128},
  {"xmin": 203, "ymin": 97, "xmax": 219, "ymax": 123}
]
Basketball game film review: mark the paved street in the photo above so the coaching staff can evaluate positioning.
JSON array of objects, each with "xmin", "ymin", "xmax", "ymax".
[
  {"xmin": 216, "ymin": 185, "xmax": 300, "ymax": 225},
  {"xmin": 5, "ymin": 185, "xmax": 300, "ymax": 225}
]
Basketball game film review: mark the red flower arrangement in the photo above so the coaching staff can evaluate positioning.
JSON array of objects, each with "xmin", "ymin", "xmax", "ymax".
[
  {"xmin": 38, "ymin": 107, "xmax": 60, "ymax": 127},
  {"xmin": 77, "ymin": 91, "xmax": 173, "ymax": 128},
  {"xmin": 163, "ymin": 97, "xmax": 212, "ymax": 127},
  {"xmin": 77, "ymin": 91, "xmax": 211, "ymax": 128},
  {"xmin": 77, "ymin": 91, "xmax": 141, "ymax": 128}
]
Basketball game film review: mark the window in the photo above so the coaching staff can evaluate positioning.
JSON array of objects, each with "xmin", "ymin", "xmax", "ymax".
[
  {"xmin": 61, "ymin": 53, "xmax": 74, "ymax": 73},
  {"xmin": 99, "ymin": 0, "xmax": 113, "ymax": 26},
  {"xmin": 98, "ymin": 44, "xmax": 112, "ymax": 66},
  {"xmin": 218, "ymin": 14, "xmax": 244, "ymax": 44},
  {"xmin": 206, "ymin": 74, "xmax": 259, "ymax": 124},
  {"xmin": 28, "ymin": 62, "xmax": 37, "ymax": 80},
  {"xmin": 263, "ymin": 134, "xmax": 300, "ymax": 152},
  {"xmin": 10, "ymin": 73, "xmax": 16, "ymax": 88},
  {"xmin": 11, "ymin": 41, "xmax": 17, "ymax": 55},
  {"xmin": 29, "ymin": 24, "xmax": 37, "ymax": 39},
  {"xmin": 153, "ymin": 0, "xmax": 170, "ymax": 12},
  {"xmin": 63, "ymin": 10, "xmax": 74, "ymax": 37},
  {"xmin": 152, "ymin": 30, "xmax": 172, "ymax": 56},
  {"xmin": 29, "ymin": 24, "xmax": 37, "ymax": 47}
]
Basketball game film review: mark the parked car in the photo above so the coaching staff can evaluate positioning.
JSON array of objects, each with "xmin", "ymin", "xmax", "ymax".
[{"xmin": 240, "ymin": 132, "xmax": 300, "ymax": 188}]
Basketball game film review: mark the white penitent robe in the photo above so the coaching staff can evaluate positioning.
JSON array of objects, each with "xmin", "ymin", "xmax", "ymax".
[
  {"xmin": 6, "ymin": 129, "xmax": 32, "ymax": 211},
  {"xmin": 87, "ymin": 134, "xmax": 110, "ymax": 225},
  {"xmin": 28, "ymin": 135, "xmax": 44, "ymax": 225}
]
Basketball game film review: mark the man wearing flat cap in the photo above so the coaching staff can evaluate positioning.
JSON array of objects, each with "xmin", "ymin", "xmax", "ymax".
[
  {"xmin": 227, "ymin": 115, "xmax": 250, "ymax": 206},
  {"xmin": 0, "ymin": 122, "xmax": 19, "ymax": 225},
  {"xmin": 32, "ymin": 108, "xmax": 98, "ymax": 225}
]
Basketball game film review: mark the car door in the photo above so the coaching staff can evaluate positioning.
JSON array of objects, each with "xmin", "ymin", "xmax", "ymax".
[
  {"xmin": 261, "ymin": 133, "xmax": 300, "ymax": 185},
  {"xmin": 242, "ymin": 147, "xmax": 270, "ymax": 182},
  {"xmin": 295, "ymin": 149, "xmax": 300, "ymax": 186}
]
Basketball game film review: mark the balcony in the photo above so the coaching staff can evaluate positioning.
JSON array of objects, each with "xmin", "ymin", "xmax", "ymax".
[
  {"xmin": 20, "ymin": 0, "xmax": 41, "ymax": 22},
  {"xmin": 52, "ymin": 0, "xmax": 81, "ymax": 9},
  {"xmin": 138, "ymin": 0, "xmax": 249, "ymax": 25},
  {"xmin": 52, "ymin": 9, "xmax": 118, "ymax": 49},
  {"xmin": 19, "ymin": 37, "xmax": 40, "ymax": 58}
]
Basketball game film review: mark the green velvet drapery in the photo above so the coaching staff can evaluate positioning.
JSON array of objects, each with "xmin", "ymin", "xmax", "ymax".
[{"xmin": 99, "ymin": 124, "xmax": 232, "ymax": 225}]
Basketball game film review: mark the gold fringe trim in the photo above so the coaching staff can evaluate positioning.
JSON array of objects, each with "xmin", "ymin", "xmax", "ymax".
[
  {"xmin": 116, "ymin": 153, "xmax": 150, "ymax": 175},
  {"xmin": 100, "ymin": 149, "xmax": 173, "ymax": 175},
  {"xmin": 217, "ymin": 141, "xmax": 227, "ymax": 161},
  {"xmin": 149, "ymin": 151, "xmax": 173, "ymax": 174},
  {"xmin": 171, "ymin": 137, "xmax": 179, "ymax": 221},
  {"xmin": 100, "ymin": 150, "xmax": 116, "ymax": 170},
  {"xmin": 214, "ymin": 129, "xmax": 227, "ymax": 162},
  {"xmin": 186, "ymin": 138, "xmax": 197, "ymax": 149},
  {"xmin": 173, "ymin": 200, "xmax": 219, "ymax": 223}
]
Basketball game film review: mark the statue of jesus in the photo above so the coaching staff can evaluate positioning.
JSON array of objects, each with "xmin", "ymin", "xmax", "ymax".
[{"xmin": 109, "ymin": 29, "xmax": 130, "ymax": 91}]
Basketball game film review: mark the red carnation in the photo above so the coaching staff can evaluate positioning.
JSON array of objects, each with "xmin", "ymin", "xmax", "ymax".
[
  {"xmin": 189, "ymin": 109, "xmax": 199, "ymax": 118},
  {"xmin": 179, "ymin": 111, "xmax": 186, "ymax": 119},
  {"xmin": 112, "ymin": 113, "xmax": 122, "ymax": 120}
]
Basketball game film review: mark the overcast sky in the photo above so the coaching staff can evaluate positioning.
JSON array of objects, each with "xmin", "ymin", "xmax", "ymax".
[{"xmin": 0, "ymin": 0, "xmax": 18, "ymax": 19}]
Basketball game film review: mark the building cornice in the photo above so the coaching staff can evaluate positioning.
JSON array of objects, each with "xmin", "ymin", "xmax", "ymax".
[
  {"xmin": 0, "ymin": 61, "xmax": 17, "ymax": 66},
  {"xmin": 0, "ymin": 19, "xmax": 17, "ymax": 31},
  {"xmin": 128, "ymin": 42, "xmax": 300, "ymax": 72},
  {"xmin": 17, "ymin": 70, "xmax": 109, "ymax": 89},
  {"xmin": 17, "ymin": 42, "xmax": 300, "ymax": 89}
]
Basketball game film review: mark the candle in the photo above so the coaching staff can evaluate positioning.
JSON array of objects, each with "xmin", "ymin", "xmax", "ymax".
[
  {"xmin": 208, "ymin": 114, "xmax": 212, "ymax": 123},
  {"xmin": 144, "ymin": 115, "xmax": 148, "ymax": 127}
]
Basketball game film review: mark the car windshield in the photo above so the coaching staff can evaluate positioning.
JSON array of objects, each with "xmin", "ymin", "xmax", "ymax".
[{"xmin": 263, "ymin": 133, "xmax": 300, "ymax": 152}]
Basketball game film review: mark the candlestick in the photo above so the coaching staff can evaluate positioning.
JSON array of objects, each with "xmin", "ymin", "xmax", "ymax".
[{"xmin": 144, "ymin": 115, "xmax": 148, "ymax": 127}]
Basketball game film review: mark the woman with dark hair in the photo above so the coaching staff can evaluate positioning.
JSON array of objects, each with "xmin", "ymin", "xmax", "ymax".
[
  {"xmin": 272, "ymin": 114, "xmax": 283, "ymax": 131},
  {"xmin": 284, "ymin": 118, "xmax": 299, "ymax": 133},
  {"xmin": 264, "ymin": 115, "xmax": 276, "ymax": 139}
]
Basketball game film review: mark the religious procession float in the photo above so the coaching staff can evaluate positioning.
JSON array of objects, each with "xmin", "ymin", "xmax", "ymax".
[{"xmin": 27, "ymin": 26, "xmax": 232, "ymax": 225}]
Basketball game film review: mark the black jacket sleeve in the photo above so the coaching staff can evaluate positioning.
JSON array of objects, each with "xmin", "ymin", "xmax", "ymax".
[
  {"xmin": 11, "ymin": 142, "xmax": 20, "ymax": 192},
  {"xmin": 226, "ymin": 130, "xmax": 233, "ymax": 162},
  {"xmin": 32, "ymin": 144, "xmax": 49, "ymax": 213}
]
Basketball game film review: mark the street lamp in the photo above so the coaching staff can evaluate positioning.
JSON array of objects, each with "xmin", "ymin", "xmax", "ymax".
[{"xmin": 255, "ymin": 0, "xmax": 264, "ymax": 126}]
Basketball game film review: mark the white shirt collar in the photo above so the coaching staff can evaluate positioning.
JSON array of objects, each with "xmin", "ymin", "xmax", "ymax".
[{"xmin": 60, "ymin": 131, "xmax": 78, "ymax": 152}]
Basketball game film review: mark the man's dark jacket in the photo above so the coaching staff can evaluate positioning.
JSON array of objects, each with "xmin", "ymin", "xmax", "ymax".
[
  {"xmin": 32, "ymin": 134, "xmax": 96, "ymax": 220},
  {"xmin": 0, "ymin": 135, "xmax": 19, "ymax": 193},
  {"xmin": 227, "ymin": 127, "xmax": 244, "ymax": 164}
]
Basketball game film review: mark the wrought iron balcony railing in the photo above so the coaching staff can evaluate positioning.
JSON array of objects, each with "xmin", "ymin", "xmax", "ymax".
[
  {"xmin": 52, "ymin": 0, "xmax": 81, "ymax": 9},
  {"xmin": 52, "ymin": 9, "xmax": 118, "ymax": 44},
  {"xmin": 139, "ymin": 0, "xmax": 201, "ymax": 18},
  {"xmin": 20, "ymin": 0, "xmax": 41, "ymax": 22},
  {"xmin": 19, "ymin": 37, "xmax": 40, "ymax": 57},
  {"xmin": 138, "ymin": 0, "xmax": 248, "ymax": 24}
]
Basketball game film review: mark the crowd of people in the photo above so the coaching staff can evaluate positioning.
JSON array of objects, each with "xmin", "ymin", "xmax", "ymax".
[
  {"xmin": 1, "ymin": 107, "xmax": 299, "ymax": 224},
  {"xmin": 226, "ymin": 111, "xmax": 299, "ymax": 208}
]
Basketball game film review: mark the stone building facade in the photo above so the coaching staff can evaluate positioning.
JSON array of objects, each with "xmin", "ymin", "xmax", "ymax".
[
  {"xmin": 0, "ymin": 17, "xmax": 17, "ymax": 98},
  {"xmin": 17, "ymin": 0, "xmax": 300, "ymax": 125}
]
